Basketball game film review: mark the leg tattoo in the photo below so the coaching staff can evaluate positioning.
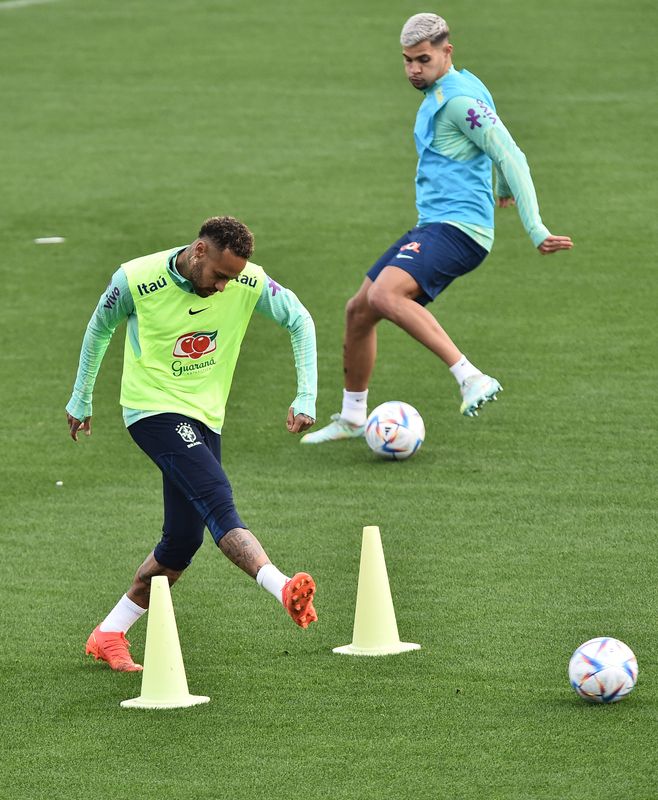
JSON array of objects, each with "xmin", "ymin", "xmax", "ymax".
[
  {"xmin": 219, "ymin": 528, "xmax": 270, "ymax": 579},
  {"xmin": 127, "ymin": 551, "xmax": 183, "ymax": 608}
]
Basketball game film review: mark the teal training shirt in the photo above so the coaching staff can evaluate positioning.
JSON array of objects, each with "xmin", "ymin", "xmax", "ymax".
[
  {"xmin": 66, "ymin": 248, "xmax": 317, "ymax": 431},
  {"xmin": 416, "ymin": 66, "xmax": 550, "ymax": 251}
]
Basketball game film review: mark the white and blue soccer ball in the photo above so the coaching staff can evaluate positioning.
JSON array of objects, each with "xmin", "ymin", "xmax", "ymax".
[
  {"xmin": 365, "ymin": 401, "xmax": 425, "ymax": 460},
  {"xmin": 568, "ymin": 637, "xmax": 638, "ymax": 703}
]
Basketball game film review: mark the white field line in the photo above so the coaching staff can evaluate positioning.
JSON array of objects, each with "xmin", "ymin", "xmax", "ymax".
[{"xmin": 0, "ymin": 0, "xmax": 60, "ymax": 9}]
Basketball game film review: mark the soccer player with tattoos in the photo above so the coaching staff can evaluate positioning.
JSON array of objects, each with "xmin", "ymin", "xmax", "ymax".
[{"xmin": 67, "ymin": 216, "xmax": 318, "ymax": 672}]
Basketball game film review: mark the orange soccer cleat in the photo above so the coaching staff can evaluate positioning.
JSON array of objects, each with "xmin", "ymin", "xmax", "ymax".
[
  {"xmin": 282, "ymin": 572, "xmax": 318, "ymax": 629},
  {"xmin": 85, "ymin": 625, "xmax": 143, "ymax": 672}
]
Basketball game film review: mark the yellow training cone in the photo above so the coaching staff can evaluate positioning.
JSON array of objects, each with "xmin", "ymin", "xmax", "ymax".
[
  {"xmin": 121, "ymin": 576, "xmax": 209, "ymax": 709},
  {"xmin": 333, "ymin": 526, "xmax": 420, "ymax": 656}
]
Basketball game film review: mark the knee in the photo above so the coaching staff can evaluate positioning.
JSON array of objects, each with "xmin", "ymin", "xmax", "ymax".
[
  {"xmin": 205, "ymin": 502, "xmax": 245, "ymax": 546},
  {"xmin": 153, "ymin": 530, "xmax": 203, "ymax": 573},
  {"xmin": 345, "ymin": 293, "xmax": 363, "ymax": 321},
  {"xmin": 366, "ymin": 284, "xmax": 396, "ymax": 320},
  {"xmin": 346, "ymin": 292, "xmax": 376, "ymax": 328}
]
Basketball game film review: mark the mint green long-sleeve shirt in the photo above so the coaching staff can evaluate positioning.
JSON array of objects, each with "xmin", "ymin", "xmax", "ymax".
[{"xmin": 427, "ymin": 69, "xmax": 550, "ymax": 250}]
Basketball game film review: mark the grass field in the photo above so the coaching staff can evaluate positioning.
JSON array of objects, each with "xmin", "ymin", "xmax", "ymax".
[{"xmin": 1, "ymin": 0, "xmax": 656, "ymax": 797}]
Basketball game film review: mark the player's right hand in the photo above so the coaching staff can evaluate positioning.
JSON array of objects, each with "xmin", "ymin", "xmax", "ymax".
[
  {"xmin": 538, "ymin": 235, "xmax": 573, "ymax": 255},
  {"xmin": 286, "ymin": 407, "xmax": 315, "ymax": 434},
  {"xmin": 496, "ymin": 196, "xmax": 515, "ymax": 208},
  {"xmin": 67, "ymin": 412, "xmax": 92, "ymax": 441}
]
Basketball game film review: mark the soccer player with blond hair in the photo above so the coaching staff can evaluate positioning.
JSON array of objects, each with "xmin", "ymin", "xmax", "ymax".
[{"xmin": 303, "ymin": 13, "xmax": 572, "ymax": 445}]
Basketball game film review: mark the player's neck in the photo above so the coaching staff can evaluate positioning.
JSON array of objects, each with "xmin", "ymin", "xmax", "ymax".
[
  {"xmin": 176, "ymin": 248, "xmax": 191, "ymax": 279},
  {"xmin": 437, "ymin": 62, "xmax": 453, "ymax": 81}
]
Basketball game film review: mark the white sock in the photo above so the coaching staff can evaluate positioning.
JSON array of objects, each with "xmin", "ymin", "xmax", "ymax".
[
  {"xmin": 256, "ymin": 563, "xmax": 289, "ymax": 605},
  {"xmin": 99, "ymin": 593, "xmax": 146, "ymax": 633},
  {"xmin": 341, "ymin": 389, "xmax": 368, "ymax": 426},
  {"xmin": 449, "ymin": 355, "xmax": 482, "ymax": 386}
]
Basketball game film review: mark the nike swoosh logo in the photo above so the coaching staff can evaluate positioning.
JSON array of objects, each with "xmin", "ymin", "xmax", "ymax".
[{"xmin": 188, "ymin": 307, "xmax": 209, "ymax": 315}]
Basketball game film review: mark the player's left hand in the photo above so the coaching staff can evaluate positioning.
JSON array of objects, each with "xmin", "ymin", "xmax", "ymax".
[
  {"xmin": 67, "ymin": 412, "xmax": 92, "ymax": 441},
  {"xmin": 538, "ymin": 235, "xmax": 573, "ymax": 255},
  {"xmin": 287, "ymin": 407, "xmax": 315, "ymax": 434},
  {"xmin": 497, "ymin": 196, "xmax": 515, "ymax": 208}
]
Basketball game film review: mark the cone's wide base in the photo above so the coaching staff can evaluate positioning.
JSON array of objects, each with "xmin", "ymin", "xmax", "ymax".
[
  {"xmin": 120, "ymin": 694, "xmax": 210, "ymax": 710},
  {"xmin": 333, "ymin": 641, "xmax": 420, "ymax": 657}
]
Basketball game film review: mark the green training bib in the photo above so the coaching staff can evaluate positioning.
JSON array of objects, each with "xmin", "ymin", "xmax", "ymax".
[{"xmin": 120, "ymin": 249, "xmax": 263, "ymax": 431}]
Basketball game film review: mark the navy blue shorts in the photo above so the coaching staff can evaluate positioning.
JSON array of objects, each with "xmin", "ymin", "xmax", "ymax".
[
  {"xmin": 128, "ymin": 413, "xmax": 245, "ymax": 571},
  {"xmin": 366, "ymin": 223, "xmax": 488, "ymax": 306}
]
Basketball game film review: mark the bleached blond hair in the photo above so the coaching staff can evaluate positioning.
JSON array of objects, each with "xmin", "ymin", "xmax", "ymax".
[{"xmin": 400, "ymin": 13, "xmax": 450, "ymax": 47}]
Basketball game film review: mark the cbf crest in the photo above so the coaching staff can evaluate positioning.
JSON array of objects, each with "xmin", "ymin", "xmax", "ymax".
[{"xmin": 175, "ymin": 422, "xmax": 197, "ymax": 444}]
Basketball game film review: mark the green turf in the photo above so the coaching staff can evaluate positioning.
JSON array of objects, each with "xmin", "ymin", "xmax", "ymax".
[{"xmin": 1, "ymin": 0, "xmax": 656, "ymax": 797}]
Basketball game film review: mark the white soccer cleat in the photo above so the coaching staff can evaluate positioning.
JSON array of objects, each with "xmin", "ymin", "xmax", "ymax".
[
  {"xmin": 459, "ymin": 374, "xmax": 502, "ymax": 417},
  {"xmin": 300, "ymin": 413, "xmax": 366, "ymax": 444}
]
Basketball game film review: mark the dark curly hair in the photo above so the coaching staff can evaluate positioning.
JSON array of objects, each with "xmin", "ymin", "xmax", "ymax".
[{"xmin": 198, "ymin": 216, "xmax": 254, "ymax": 259}]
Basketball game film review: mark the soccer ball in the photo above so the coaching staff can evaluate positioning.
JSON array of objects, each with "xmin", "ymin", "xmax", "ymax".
[
  {"xmin": 365, "ymin": 401, "xmax": 425, "ymax": 460},
  {"xmin": 568, "ymin": 637, "xmax": 638, "ymax": 703}
]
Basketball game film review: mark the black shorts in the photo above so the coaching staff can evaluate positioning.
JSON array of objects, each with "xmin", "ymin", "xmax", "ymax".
[{"xmin": 128, "ymin": 413, "xmax": 245, "ymax": 571}]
